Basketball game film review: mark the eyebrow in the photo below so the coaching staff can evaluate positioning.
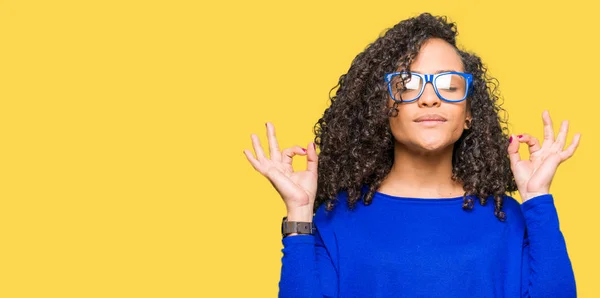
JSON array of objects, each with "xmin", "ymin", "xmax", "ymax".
[{"xmin": 411, "ymin": 69, "xmax": 460, "ymax": 74}]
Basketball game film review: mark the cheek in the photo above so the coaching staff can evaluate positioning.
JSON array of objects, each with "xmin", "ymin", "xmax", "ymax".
[
  {"xmin": 388, "ymin": 112, "xmax": 415, "ymax": 142},
  {"xmin": 450, "ymin": 121, "xmax": 466, "ymax": 138},
  {"xmin": 388, "ymin": 108, "xmax": 406, "ymax": 128},
  {"xmin": 448, "ymin": 115, "xmax": 471, "ymax": 144}
]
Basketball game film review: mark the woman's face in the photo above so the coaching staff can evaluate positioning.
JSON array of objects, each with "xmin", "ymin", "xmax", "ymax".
[{"xmin": 388, "ymin": 37, "xmax": 472, "ymax": 153}]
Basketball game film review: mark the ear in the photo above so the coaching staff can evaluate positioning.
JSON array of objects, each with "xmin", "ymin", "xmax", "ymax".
[
  {"xmin": 463, "ymin": 108, "xmax": 472, "ymax": 130},
  {"xmin": 464, "ymin": 117, "xmax": 472, "ymax": 130}
]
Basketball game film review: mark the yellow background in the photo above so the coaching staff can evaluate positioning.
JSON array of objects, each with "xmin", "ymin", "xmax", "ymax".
[{"xmin": 1, "ymin": 0, "xmax": 598, "ymax": 297}]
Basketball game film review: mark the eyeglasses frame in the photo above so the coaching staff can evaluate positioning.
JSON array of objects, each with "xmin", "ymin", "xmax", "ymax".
[{"xmin": 384, "ymin": 71, "xmax": 474, "ymax": 103}]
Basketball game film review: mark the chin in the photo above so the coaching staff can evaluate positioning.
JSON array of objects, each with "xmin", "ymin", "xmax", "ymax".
[
  {"xmin": 414, "ymin": 139, "xmax": 452, "ymax": 153},
  {"xmin": 418, "ymin": 145, "xmax": 447, "ymax": 153},
  {"xmin": 393, "ymin": 133, "xmax": 454, "ymax": 153}
]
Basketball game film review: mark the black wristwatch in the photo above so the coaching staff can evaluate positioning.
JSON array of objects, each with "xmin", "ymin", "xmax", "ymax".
[{"xmin": 281, "ymin": 216, "xmax": 315, "ymax": 238}]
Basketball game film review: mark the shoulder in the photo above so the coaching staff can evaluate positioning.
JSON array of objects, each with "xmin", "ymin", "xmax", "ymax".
[
  {"xmin": 501, "ymin": 193, "xmax": 521, "ymax": 211},
  {"xmin": 499, "ymin": 193, "xmax": 526, "ymax": 225},
  {"xmin": 314, "ymin": 189, "xmax": 348, "ymax": 219},
  {"xmin": 313, "ymin": 187, "xmax": 357, "ymax": 229}
]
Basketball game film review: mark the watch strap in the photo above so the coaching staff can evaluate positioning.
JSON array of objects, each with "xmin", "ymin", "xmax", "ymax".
[{"xmin": 281, "ymin": 216, "xmax": 315, "ymax": 237}]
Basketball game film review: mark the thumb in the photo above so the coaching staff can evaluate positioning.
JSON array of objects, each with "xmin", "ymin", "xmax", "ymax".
[
  {"xmin": 507, "ymin": 134, "xmax": 521, "ymax": 168},
  {"xmin": 307, "ymin": 142, "xmax": 319, "ymax": 173}
]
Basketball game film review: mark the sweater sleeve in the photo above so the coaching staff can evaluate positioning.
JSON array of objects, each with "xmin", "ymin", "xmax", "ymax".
[
  {"xmin": 520, "ymin": 194, "xmax": 576, "ymax": 298},
  {"xmin": 278, "ymin": 220, "xmax": 338, "ymax": 298}
]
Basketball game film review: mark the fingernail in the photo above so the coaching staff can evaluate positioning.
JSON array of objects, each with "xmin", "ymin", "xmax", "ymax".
[
  {"xmin": 313, "ymin": 143, "xmax": 316, "ymax": 150},
  {"xmin": 509, "ymin": 136, "xmax": 513, "ymax": 143},
  {"xmin": 517, "ymin": 134, "xmax": 523, "ymax": 138},
  {"xmin": 302, "ymin": 148, "xmax": 307, "ymax": 153}
]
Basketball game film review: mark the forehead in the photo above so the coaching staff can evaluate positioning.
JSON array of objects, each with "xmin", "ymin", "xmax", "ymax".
[{"xmin": 402, "ymin": 38, "xmax": 464, "ymax": 73}]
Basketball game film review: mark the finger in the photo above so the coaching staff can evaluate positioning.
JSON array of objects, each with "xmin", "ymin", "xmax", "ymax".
[
  {"xmin": 243, "ymin": 149, "xmax": 262, "ymax": 173},
  {"xmin": 282, "ymin": 146, "xmax": 307, "ymax": 167},
  {"xmin": 306, "ymin": 142, "xmax": 319, "ymax": 173},
  {"xmin": 251, "ymin": 134, "xmax": 266, "ymax": 160},
  {"xmin": 266, "ymin": 122, "xmax": 282, "ymax": 162},
  {"xmin": 537, "ymin": 154, "xmax": 561, "ymax": 184},
  {"xmin": 559, "ymin": 133, "xmax": 581, "ymax": 161},
  {"xmin": 552, "ymin": 120, "xmax": 569, "ymax": 152},
  {"xmin": 516, "ymin": 134, "xmax": 542, "ymax": 155},
  {"xmin": 541, "ymin": 110, "xmax": 554, "ymax": 149},
  {"xmin": 265, "ymin": 168, "xmax": 304, "ymax": 200},
  {"xmin": 507, "ymin": 134, "xmax": 521, "ymax": 167}
]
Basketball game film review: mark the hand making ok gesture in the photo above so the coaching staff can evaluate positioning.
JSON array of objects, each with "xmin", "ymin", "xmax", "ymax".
[
  {"xmin": 243, "ymin": 122, "xmax": 319, "ymax": 221},
  {"xmin": 508, "ymin": 110, "xmax": 581, "ymax": 202}
]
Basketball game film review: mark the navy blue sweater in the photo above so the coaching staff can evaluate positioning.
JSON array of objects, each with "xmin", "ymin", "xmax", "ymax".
[{"xmin": 278, "ymin": 187, "xmax": 576, "ymax": 297}]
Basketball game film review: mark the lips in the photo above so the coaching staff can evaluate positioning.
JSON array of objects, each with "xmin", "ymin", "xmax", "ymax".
[{"xmin": 414, "ymin": 114, "xmax": 447, "ymax": 122}]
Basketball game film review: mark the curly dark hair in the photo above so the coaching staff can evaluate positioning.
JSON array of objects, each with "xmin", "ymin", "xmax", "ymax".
[{"xmin": 312, "ymin": 12, "xmax": 518, "ymax": 221}]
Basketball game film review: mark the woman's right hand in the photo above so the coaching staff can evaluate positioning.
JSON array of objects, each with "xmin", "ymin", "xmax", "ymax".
[{"xmin": 243, "ymin": 122, "xmax": 319, "ymax": 221}]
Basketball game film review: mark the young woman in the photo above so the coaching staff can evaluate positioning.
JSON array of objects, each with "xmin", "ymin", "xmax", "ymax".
[{"xmin": 244, "ymin": 13, "xmax": 580, "ymax": 297}]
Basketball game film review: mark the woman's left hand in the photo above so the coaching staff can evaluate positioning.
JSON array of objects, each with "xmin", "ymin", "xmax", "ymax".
[{"xmin": 507, "ymin": 110, "xmax": 581, "ymax": 203}]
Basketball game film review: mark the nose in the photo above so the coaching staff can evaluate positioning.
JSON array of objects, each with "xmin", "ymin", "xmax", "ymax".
[{"xmin": 417, "ymin": 82, "xmax": 441, "ymax": 107}]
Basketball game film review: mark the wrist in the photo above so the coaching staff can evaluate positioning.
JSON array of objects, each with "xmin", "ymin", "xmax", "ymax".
[
  {"xmin": 286, "ymin": 205, "xmax": 314, "ymax": 222},
  {"xmin": 521, "ymin": 191, "xmax": 549, "ymax": 203}
]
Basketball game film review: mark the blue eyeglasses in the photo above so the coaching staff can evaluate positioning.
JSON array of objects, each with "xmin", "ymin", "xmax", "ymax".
[{"xmin": 384, "ymin": 71, "xmax": 473, "ymax": 103}]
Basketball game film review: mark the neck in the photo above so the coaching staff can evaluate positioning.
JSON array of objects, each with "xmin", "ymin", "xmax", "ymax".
[{"xmin": 378, "ymin": 142, "xmax": 464, "ymax": 198}]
